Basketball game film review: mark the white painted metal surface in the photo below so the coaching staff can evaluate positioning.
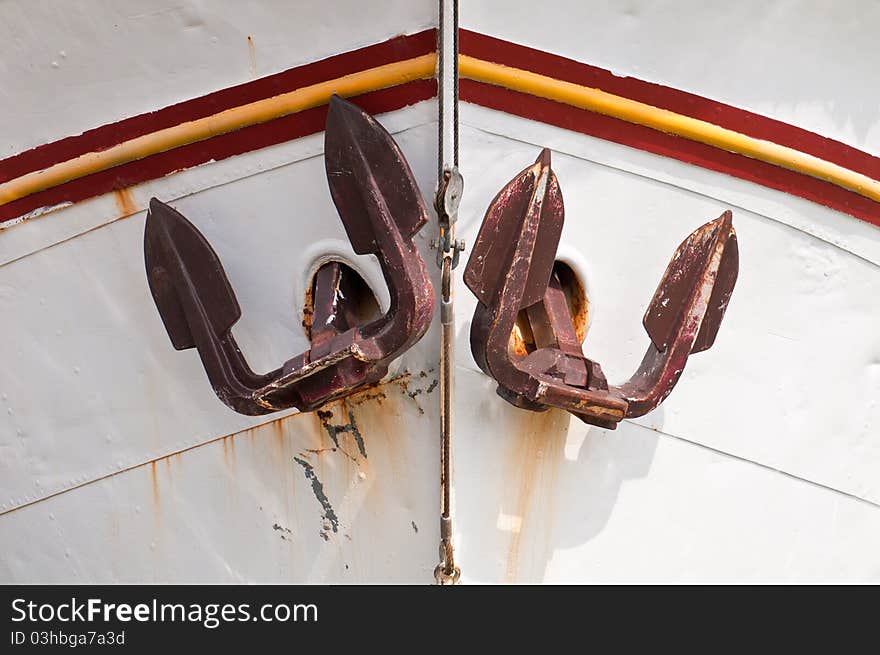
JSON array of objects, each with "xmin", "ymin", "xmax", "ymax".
[
  {"xmin": 0, "ymin": 0, "xmax": 436, "ymax": 155},
  {"xmin": 452, "ymin": 127, "xmax": 880, "ymax": 582},
  {"xmin": 1, "ymin": 0, "xmax": 878, "ymax": 583},
  {"xmin": 467, "ymin": 0, "xmax": 880, "ymax": 156}
]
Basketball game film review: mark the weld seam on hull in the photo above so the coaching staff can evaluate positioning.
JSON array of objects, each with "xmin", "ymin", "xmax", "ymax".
[{"xmin": 0, "ymin": 408, "xmax": 300, "ymax": 517}]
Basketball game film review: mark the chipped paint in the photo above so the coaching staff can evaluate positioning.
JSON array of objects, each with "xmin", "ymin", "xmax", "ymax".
[
  {"xmin": 316, "ymin": 407, "xmax": 367, "ymax": 459},
  {"xmin": 272, "ymin": 522, "xmax": 293, "ymax": 542},
  {"xmin": 293, "ymin": 456, "xmax": 339, "ymax": 541},
  {"xmin": 5, "ymin": 2, "xmax": 879, "ymax": 586},
  {"xmin": 388, "ymin": 369, "xmax": 439, "ymax": 415}
]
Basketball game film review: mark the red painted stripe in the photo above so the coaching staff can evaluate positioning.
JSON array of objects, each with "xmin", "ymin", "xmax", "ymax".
[
  {"xmin": 5, "ymin": 28, "xmax": 880, "ymax": 229},
  {"xmin": 0, "ymin": 80, "xmax": 436, "ymax": 224},
  {"xmin": 459, "ymin": 30, "xmax": 880, "ymax": 227},
  {"xmin": 462, "ymin": 81, "xmax": 880, "ymax": 227},
  {"xmin": 0, "ymin": 30, "xmax": 436, "ymax": 225}
]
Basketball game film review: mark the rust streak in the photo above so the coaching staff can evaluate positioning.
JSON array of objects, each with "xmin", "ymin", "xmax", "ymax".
[
  {"xmin": 305, "ymin": 447, "xmax": 336, "ymax": 455},
  {"xmin": 271, "ymin": 419, "xmax": 285, "ymax": 456},
  {"xmin": 0, "ymin": 368, "xmax": 420, "ymax": 518},
  {"xmin": 247, "ymin": 35, "xmax": 257, "ymax": 77},
  {"xmin": 113, "ymin": 187, "xmax": 137, "ymax": 217},
  {"xmin": 505, "ymin": 409, "xmax": 568, "ymax": 583},
  {"xmin": 149, "ymin": 461, "xmax": 159, "ymax": 507}
]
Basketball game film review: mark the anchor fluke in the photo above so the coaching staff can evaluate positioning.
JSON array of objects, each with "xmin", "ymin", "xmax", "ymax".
[{"xmin": 144, "ymin": 198, "xmax": 241, "ymax": 352}]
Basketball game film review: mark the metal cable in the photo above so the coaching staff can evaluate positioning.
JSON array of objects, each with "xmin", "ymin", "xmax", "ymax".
[
  {"xmin": 452, "ymin": 0, "xmax": 459, "ymax": 168},
  {"xmin": 437, "ymin": 0, "xmax": 445, "ymax": 182},
  {"xmin": 434, "ymin": 0, "xmax": 461, "ymax": 585},
  {"xmin": 438, "ymin": 256, "xmax": 456, "ymax": 582},
  {"xmin": 437, "ymin": 0, "xmax": 459, "ymax": 176}
]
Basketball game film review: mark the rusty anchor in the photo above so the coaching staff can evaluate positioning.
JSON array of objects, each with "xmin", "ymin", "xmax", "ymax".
[
  {"xmin": 464, "ymin": 149, "xmax": 738, "ymax": 429},
  {"xmin": 143, "ymin": 95, "xmax": 434, "ymax": 415}
]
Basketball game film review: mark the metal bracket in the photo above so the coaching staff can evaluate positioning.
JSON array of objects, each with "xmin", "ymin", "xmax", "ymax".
[
  {"xmin": 432, "ymin": 166, "xmax": 466, "ymax": 268},
  {"xmin": 143, "ymin": 95, "xmax": 435, "ymax": 415},
  {"xmin": 464, "ymin": 149, "xmax": 739, "ymax": 428}
]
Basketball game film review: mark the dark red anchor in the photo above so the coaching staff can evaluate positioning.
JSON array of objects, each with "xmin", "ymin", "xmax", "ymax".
[
  {"xmin": 464, "ymin": 149, "xmax": 738, "ymax": 429},
  {"xmin": 144, "ymin": 95, "xmax": 434, "ymax": 415}
]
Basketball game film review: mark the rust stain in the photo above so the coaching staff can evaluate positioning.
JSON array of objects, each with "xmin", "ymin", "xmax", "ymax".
[
  {"xmin": 115, "ymin": 369, "xmax": 431, "ymax": 551},
  {"xmin": 508, "ymin": 263, "xmax": 588, "ymax": 356},
  {"xmin": 315, "ymin": 403, "xmax": 364, "ymax": 461},
  {"xmin": 348, "ymin": 370, "xmax": 411, "ymax": 407},
  {"xmin": 510, "ymin": 309, "xmax": 535, "ymax": 357},
  {"xmin": 271, "ymin": 419, "xmax": 285, "ymax": 456},
  {"xmin": 256, "ymin": 416, "xmax": 297, "ymax": 519},
  {"xmin": 259, "ymin": 372, "xmax": 422, "ymax": 538},
  {"xmin": 558, "ymin": 263, "xmax": 589, "ymax": 344},
  {"xmin": 113, "ymin": 187, "xmax": 137, "ymax": 217},
  {"xmin": 505, "ymin": 409, "xmax": 569, "ymax": 583},
  {"xmin": 358, "ymin": 387, "xmax": 403, "ymax": 480},
  {"xmin": 129, "ymin": 370, "xmax": 422, "ymax": 541},
  {"xmin": 219, "ymin": 433, "xmax": 237, "ymax": 469},
  {"xmin": 305, "ymin": 447, "xmax": 336, "ymax": 455},
  {"xmin": 350, "ymin": 388, "xmax": 387, "ymax": 406},
  {"xmin": 301, "ymin": 278, "xmax": 315, "ymax": 338},
  {"xmin": 247, "ymin": 35, "xmax": 257, "ymax": 76},
  {"xmin": 149, "ymin": 461, "xmax": 159, "ymax": 507},
  {"xmin": 388, "ymin": 371, "xmax": 429, "ymax": 414}
]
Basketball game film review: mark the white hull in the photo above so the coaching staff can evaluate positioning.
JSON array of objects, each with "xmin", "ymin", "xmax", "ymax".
[{"xmin": 1, "ymin": 0, "xmax": 878, "ymax": 583}]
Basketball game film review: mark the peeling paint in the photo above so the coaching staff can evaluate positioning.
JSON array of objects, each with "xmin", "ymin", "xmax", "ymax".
[
  {"xmin": 293, "ymin": 456, "xmax": 339, "ymax": 540},
  {"xmin": 272, "ymin": 522, "xmax": 293, "ymax": 542},
  {"xmin": 391, "ymin": 371, "xmax": 433, "ymax": 415},
  {"xmin": 316, "ymin": 408, "xmax": 367, "ymax": 459},
  {"xmin": 351, "ymin": 389, "xmax": 387, "ymax": 405}
]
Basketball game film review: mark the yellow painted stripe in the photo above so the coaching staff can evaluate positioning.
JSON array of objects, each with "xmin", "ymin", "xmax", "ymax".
[
  {"xmin": 0, "ymin": 54, "xmax": 437, "ymax": 206},
  {"xmin": 459, "ymin": 55, "xmax": 880, "ymax": 204},
  {"xmin": 3, "ymin": 52, "xmax": 879, "ymax": 211}
]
